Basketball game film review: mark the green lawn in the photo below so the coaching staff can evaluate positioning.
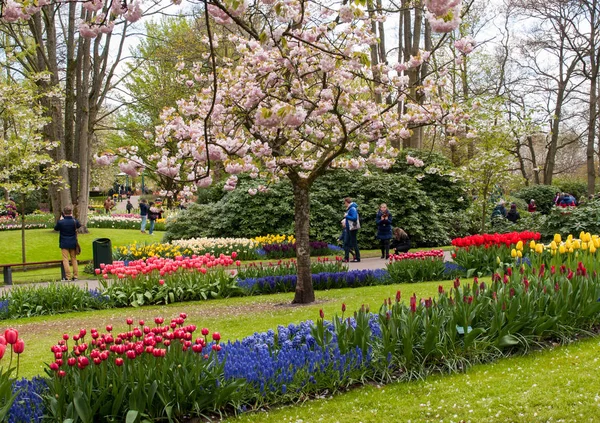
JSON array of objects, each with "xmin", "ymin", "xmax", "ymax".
[
  {"xmin": 6, "ymin": 275, "xmax": 600, "ymax": 422},
  {"xmin": 0, "ymin": 228, "xmax": 166, "ymax": 264}
]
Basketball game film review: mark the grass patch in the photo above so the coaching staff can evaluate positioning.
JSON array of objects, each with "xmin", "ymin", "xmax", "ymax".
[
  {"xmin": 225, "ymin": 336, "xmax": 600, "ymax": 423},
  {"xmin": 0, "ymin": 228, "xmax": 165, "ymax": 265}
]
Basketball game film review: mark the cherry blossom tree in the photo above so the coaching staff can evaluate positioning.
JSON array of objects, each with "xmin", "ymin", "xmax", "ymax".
[{"xmin": 101, "ymin": 0, "xmax": 467, "ymax": 304}]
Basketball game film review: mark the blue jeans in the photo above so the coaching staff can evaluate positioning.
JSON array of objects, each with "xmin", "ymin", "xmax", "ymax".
[
  {"xmin": 141, "ymin": 215, "xmax": 147, "ymax": 232},
  {"xmin": 149, "ymin": 219, "xmax": 155, "ymax": 234}
]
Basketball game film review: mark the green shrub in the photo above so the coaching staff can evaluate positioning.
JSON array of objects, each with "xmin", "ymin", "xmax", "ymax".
[
  {"xmin": 540, "ymin": 199, "xmax": 600, "ymax": 239},
  {"xmin": 513, "ymin": 185, "xmax": 557, "ymax": 214},
  {"xmin": 554, "ymin": 179, "xmax": 588, "ymax": 202}
]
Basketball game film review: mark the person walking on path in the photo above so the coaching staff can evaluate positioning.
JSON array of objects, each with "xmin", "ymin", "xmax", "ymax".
[
  {"xmin": 139, "ymin": 199, "xmax": 149, "ymax": 233},
  {"xmin": 54, "ymin": 206, "xmax": 81, "ymax": 281},
  {"xmin": 376, "ymin": 203, "xmax": 393, "ymax": 259},
  {"xmin": 343, "ymin": 197, "xmax": 361, "ymax": 263},
  {"xmin": 148, "ymin": 202, "xmax": 163, "ymax": 235},
  {"xmin": 126, "ymin": 200, "xmax": 134, "ymax": 214},
  {"xmin": 103, "ymin": 196, "xmax": 114, "ymax": 215}
]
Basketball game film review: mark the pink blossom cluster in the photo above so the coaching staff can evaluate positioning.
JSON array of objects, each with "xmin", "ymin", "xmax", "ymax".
[
  {"xmin": 406, "ymin": 155, "xmax": 425, "ymax": 167},
  {"xmin": 454, "ymin": 36, "xmax": 476, "ymax": 55},
  {"xmin": 96, "ymin": 253, "xmax": 239, "ymax": 280},
  {"xmin": 425, "ymin": 0, "xmax": 462, "ymax": 33}
]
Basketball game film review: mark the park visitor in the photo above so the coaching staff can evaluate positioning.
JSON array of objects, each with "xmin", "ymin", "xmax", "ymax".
[
  {"xmin": 343, "ymin": 197, "xmax": 360, "ymax": 263},
  {"xmin": 148, "ymin": 202, "xmax": 163, "ymax": 235},
  {"xmin": 376, "ymin": 203, "xmax": 393, "ymax": 259},
  {"xmin": 139, "ymin": 199, "xmax": 149, "ymax": 233},
  {"xmin": 103, "ymin": 196, "xmax": 114, "ymax": 215},
  {"xmin": 54, "ymin": 206, "xmax": 81, "ymax": 281},
  {"xmin": 390, "ymin": 227, "xmax": 411, "ymax": 254},
  {"xmin": 491, "ymin": 200, "xmax": 507, "ymax": 224},
  {"xmin": 507, "ymin": 203, "xmax": 521, "ymax": 223},
  {"xmin": 338, "ymin": 219, "xmax": 356, "ymax": 261},
  {"xmin": 528, "ymin": 199, "xmax": 537, "ymax": 213},
  {"xmin": 126, "ymin": 200, "xmax": 134, "ymax": 214}
]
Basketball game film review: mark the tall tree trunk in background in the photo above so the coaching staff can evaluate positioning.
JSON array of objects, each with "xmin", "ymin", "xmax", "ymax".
[
  {"xmin": 526, "ymin": 136, "xmax": 541, "ymax": 184},
  {"xmin": 292, "ymin": 180, "xmax": 315, "ymax": 304},
  {"xmin": 402, "ymin": 4, "xmax": 424, "ymax": 149},
  {"xmin": 585, "ymin": 0, "xmax": 599, "ymax": 196}
]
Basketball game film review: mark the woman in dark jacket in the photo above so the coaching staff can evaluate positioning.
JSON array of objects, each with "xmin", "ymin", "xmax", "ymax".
[
  {"xmin": 390, "ymin": 227, "xmax": 411, "ymax": 255},
  {"xmin": 507, "ymin": 203, "xmax": 520, "ymax": 223},
  {"xmin": 376, "ymin": 204, "xmax": 393, "ymax": 259}
]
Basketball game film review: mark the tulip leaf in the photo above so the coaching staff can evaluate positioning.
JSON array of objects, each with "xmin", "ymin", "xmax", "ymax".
[
  {"xmin": 73, "ymin": 391, "xmax": 92, "ymax": 423},
  {"xmin": 126, "ymin": 410, "xmax": 139, "ymax": 423},
  {"xmin": 497, "ymin": 334, "xmax": 520, "ymax": 347}
]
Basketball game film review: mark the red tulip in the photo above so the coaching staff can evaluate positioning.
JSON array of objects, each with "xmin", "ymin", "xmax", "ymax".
[
  {"xmin": 58, "ymin": 370, "xmax": 66, "ymax": 378},
  {"xmin": 126, "ymin": 318, "xmax": 133, "ymax": 325},
  {"xmin": 201, "ymin": 328, "xmax": 209, "ymax": 336},
  {"xmin": 319, "ymin": 309, "xmax": 324, "ymax": 319},
  {"xmin": 341, "ymin": 303, "xmax": 346, "ymax": 313},
  {"xmin": 159, "ymin": 279, "xmax": 165, "ymax": 285},
  {"xmin": 0, "ymin": 344, "xmax": 6, "ymax": 360},
  {"xmin": 4, "ymin": 328, "xmax": 18, "ymax": 345},
  {"xmin": 13, "ymin": 339, "xmax": 24, "ymax": 354},
  {"xmin": 0, "ymin": 335, "xmax": 6, "ymax": 346},
  {"xmin": 409, "ymin": 295, "xmax": 417, "ymax": 313},
  {"xmin": 212, "ymin": 332, "xmax": 221, "ymax": 342},
  {"xmin": 49, "ymin": 362, "xmax": 59, "ymax": 371}
]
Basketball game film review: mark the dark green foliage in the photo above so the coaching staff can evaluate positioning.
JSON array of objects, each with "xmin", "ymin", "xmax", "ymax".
[
  {"xmin": 165, "ymin": 169, "xmax": 462, "ymax": 247},
  {"xmin": 540, "ymin": 199, "xmax": 600, "ymax": 239},
  {"xmin": 554, "ymin": 180, "xmax": 588, "ymax": 203},
  {"xmin": 514, "ymin": 185, "xmax": 557, "ymax": 214},
  {"xmin": 389, "ymin": 149, "xmax": 470, "ymax": 212}
]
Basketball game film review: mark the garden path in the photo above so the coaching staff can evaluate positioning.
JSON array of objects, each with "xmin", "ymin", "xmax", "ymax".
[{"xmin": 0, "ymin": 252, "xmax": 452, "ymax": 293}]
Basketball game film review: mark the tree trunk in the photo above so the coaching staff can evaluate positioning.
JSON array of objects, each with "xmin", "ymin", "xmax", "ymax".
[
  {"xmin": 292, "ymin": 181, "xmax": 315, "ymax": 304},
  {"xmin": 20, "ymin": 197, "xmax": 26, "ymax": 266},
  {"xmin": 586, "ymin": 0, "xmax": 598, "ymax": 196}
]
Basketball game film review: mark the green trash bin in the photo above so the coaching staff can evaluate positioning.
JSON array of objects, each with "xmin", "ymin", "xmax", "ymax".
[{"xmin": 92, "ymin": 238, "xmax": 113, "ymax": 270}]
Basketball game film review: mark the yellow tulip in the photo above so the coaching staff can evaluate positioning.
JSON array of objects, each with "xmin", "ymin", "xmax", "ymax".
[
  {"xmin": 565, "ymin": 240, "xmax": 572, "ymax": 249},
  {"xmin": 550, "ymin": 241, "xmax": 557, "ymax": 250},
  {"xmin": 567, "ymin": 234, "xmax": 573, "ymax": 242},
  {"xmin": 580, "ymin": 231, "xmax": 586, "ymax": 241},
  {"xmin": 590, "ymin": 245, "xmax": 597, "ymax": 254},
  {"xmin": 559, "ymin": 245, "xmax": 566, "ymax": 254},
  {"xmin": 569, "ymin": 248, "xmax": 574, "ymax": 253},
  {"xmin": 551, "ymin": 250, "xmax": 556, "ymax": 256},
  {"xmin": 535, "ymin": 244, "xmax": 544, "ymax": 254},
  {"xmin": 594, "ymin": 238, "xmax": 600, "ymax": 248},
  {"xmin": 496, "ymin": 256, "xmax": 501, "ymax": 264},
  {"xmin": 511, "ymin": 249, "xmax": 517, "ymax": 258},
  {"xmin": 517, "ymin": 250, "xmax": 523, "ymax": 258},
  {"xmin": 516, "ymin": 240, "xmax": 523, "ymax": 251},
  {"xmin": 554, "ymin": 234, "xmax": 562, "ymax": 244},
  {"xmin": 529, "ymin": 240, "xmax": 536, "ymax": 249},
  {"xmin": 573, "ymin": 240, "xmax": 581, "ymax": 250},
  {"xmin": 582, "ymin": 242, "xmax": 588, "ymax": 250}
]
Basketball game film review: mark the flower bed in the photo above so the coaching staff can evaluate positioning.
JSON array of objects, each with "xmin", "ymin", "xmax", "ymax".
[
  {"xmin": 251, "ymin": 233, "xmax": 296, "ymax": 245},
  {"xmin": 9, "ymin": 257, "xmax": 600, "ymax": 422},
  {"xmin": 172, "ymin": 237, "xmax": 259, "ymax": 260},
  {"xmin": 236, "ymin": 257, "xmax": 347, "ymax": 279},
  {"xmin": 451, "ymin": 231, "xmax": 541, "ymax": 275},
  {"xmin": 113, "ymin": 241, "xmax": 193, "ymax": 261},
  {"xmin": 258, "ymin": 240, "xmax": 333, "ymax": 259},
  {"xmin": 87, "ymin": 214, "xmax": 167, "ymax": 231},
  {"xmin": 386, "ymin": 249, "xmax": 456, "ymax": 282},
  {"xmin": 238, "ymin": 269, "xmax": 389, "ymax": 294}
]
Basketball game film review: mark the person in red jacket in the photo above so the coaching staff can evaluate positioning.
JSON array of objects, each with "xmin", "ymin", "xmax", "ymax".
[{"xmin": 528, "ymin": 199, "xmax": 537, "ymax": 213}]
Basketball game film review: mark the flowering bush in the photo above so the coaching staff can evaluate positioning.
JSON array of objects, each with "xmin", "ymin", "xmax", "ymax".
[
  {"xmin": 0, "ymin": 223, "xmax": 47, "ymax": 231},
  {"xmin": 43, "ymin": 315, "xmax": 242, "ymax": 422},
  {"xmin": 113, "ymin": 241, "xmax": 193, "ymax": 261},
  {"xmin": 172, "ymin": 237, "xmax": 258, "ymax": 260},
  {"xmin": 386, "ymin": 250, "xmax": 454, "ymax": 282},
  {"xmin": 451, "ymin": 231, "xmax": 541, "ymax": 275}
]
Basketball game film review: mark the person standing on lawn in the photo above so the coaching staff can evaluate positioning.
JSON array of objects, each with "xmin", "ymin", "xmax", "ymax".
[
  {"xmin": 376, "ymin": 203, "xmax": 393, "ymax": 259},
  {"xmin": 139, "ymin": 199, "xmax": 149, "ymax": 233},
  {"xmin": 54, "ymin": 206, "xmax": 81, "ymax": 281},
  {"xmin": 343, "ymin": 197, "xmax": 360, "ymax": 262}
]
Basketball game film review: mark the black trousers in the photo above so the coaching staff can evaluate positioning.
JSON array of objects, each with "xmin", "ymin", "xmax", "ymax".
[
  {"xmin": 380, "ymin": 239, "xmax": 390, "ymax": 258},
  {"xmin": 345, "ymin": 230, "xmax": 360, "ymax": 261}
]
